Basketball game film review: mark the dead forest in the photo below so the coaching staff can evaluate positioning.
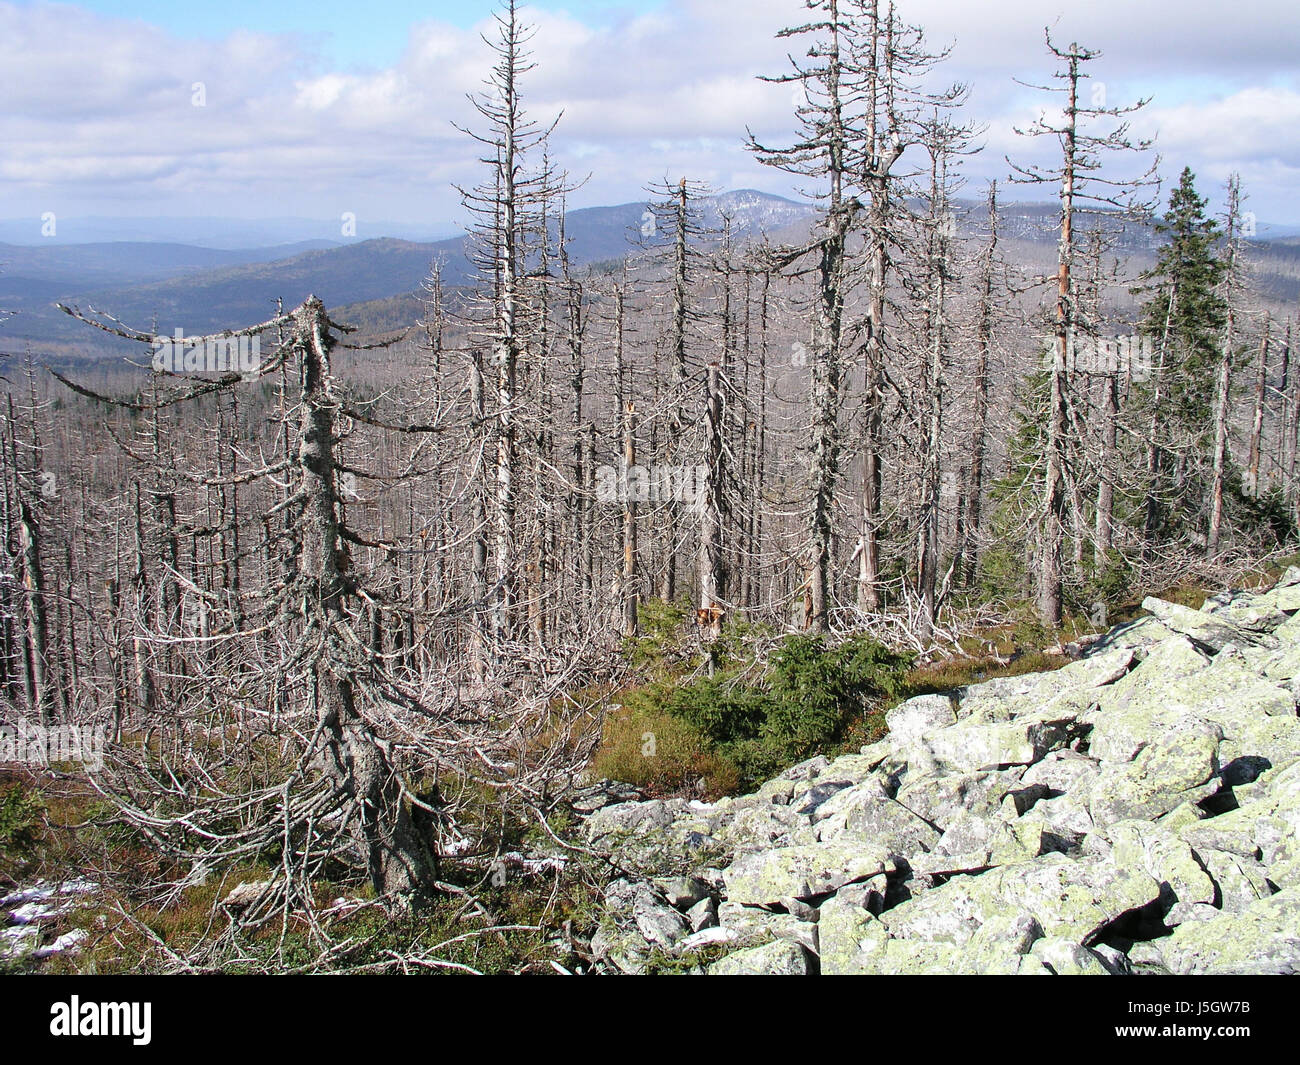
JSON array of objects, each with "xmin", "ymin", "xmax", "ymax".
[{"xmin": 2, "ymin": 0, "xmax": 1297, "ymax": 964}]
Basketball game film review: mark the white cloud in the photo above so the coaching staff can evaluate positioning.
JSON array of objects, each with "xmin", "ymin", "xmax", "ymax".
[{"xmin": 1, "ymin": 0, "xmax": 1297, "ymax": 227}]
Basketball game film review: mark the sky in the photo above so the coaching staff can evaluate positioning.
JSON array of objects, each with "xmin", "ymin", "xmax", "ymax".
[{"xmin": 2, "ymin": 0, "xmax": 1298, "ymax": 241}]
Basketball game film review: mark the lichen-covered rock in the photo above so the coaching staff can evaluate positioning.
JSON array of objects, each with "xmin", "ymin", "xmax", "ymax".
[
  {"xmin": 716, "ymin": 901, "xmax": 817, "ymax": 952},
  {"xmin": 708, "ymin": 938, "xmax": 813, "ymax": 975},
  {"xmin": 1030, "ymin": 938, "xmax": 1111, "ymax": 975},
  {"xmin": 1105, "ymin": 820, "xmax": 1217, "ymax": 909},
  {"xmin": 1088, "ymin": 615, "xmax": 1178, "ymax": 654},
  {"xmin": 712, "ymin": 801, "xmax": 818, "ymax": 853},
  {"xmin": 817, "ymin": 893, "xmax": 881, "ymax": 975},
  {"xmin": 885, "ymin": 693, "xmax": 957, "ymax": 744},
  {"xmin": 908, "ymin": 715, "xmax": 1074, "ymax": 774},
  {"xmin": 1202, "ymin": 590, "xmax": 1290, "ymax": 632},
  {"xmin": 633, "ymin": 894, "xmax": 689, "ymax": 948},
  {"xmin": 879, "ymin": 853, "xmax": 1160, "ymax": 948},
  {"xmin": 1157, "ymin": 888, "xmax": 1300, "ymax": 974},
  {"xmin": 653, "ymin": 875, "xmax": 711, "ymax": 910},
  {"xmin": 818, "ymin": 793, "xmax": 940, "ymax": 857},
  {"xmin": 1141, "ymin": 596, "xmax": 1276, "ymax": 653},
  {"xmin": 929, "ymin": 808, "xmax": 1038, "ymax": 868},
  {"xmin": 1088, "ymin": 719, "xmax": 1222, "ymax": 824},
  {"xmin": 580, "ymin": 578, "xmax": 1300, "ymax": 976},
  {"xmin": 807, "ymin": 776, "xmax": 890, "ymax": 828},
  {"xmin": 723, "ymin": 842, "xmax": 892, "ymax": 905},
  {"xmin": 1198, "ymin": 849, "xmax": 1272, "ymax": 913},
  {"xmin": 686, "ymin": 896, "xmax": 718, "ymax": 932},
  {"xmin": 585, "ymin": 799, "xmax": 686, "ymax": 841},
  {"xmin": 895, "ymin": 767, "xmax": 1029, "ymax": 829}
]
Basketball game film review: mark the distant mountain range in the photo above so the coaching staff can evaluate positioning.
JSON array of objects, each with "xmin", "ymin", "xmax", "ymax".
[
  {"xmin": 2, "ymin": 189, "xmax": 1296, "ymax": 357},
  {"xmin": 0, "ymin": 217, "xmax": 461, "ymax": 248},
  {"xmin": 0, "ymin": 191, "xmax": 817, "ymax": 348}
]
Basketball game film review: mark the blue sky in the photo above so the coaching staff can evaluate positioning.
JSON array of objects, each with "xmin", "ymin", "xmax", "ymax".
[
  {"xmin": 2, "ymin": 0, "xmax": 1298, "ymax": 237},
  {"xmin": 69, "ymin": 1, "xmax": 660, "ymax": 68}
]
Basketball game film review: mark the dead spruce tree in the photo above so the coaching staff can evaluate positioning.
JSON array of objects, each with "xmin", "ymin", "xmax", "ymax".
[
  {"xmin": 907, "ymin": 108, "xmax": 976, "ymax": 641},
  {"xmin": 1206, "ymin": 174, "xmax": 1248, "ymax": 557},
  {"xmin": 454, "ymin": 0, "xmax": 571, "ymax": 665},
  {"xmin": 54, "ymin": 299, "xmax": 452, "ymax": 913},
  {"xmin": 1009, "ymin": 30, "xmax": 1157, "ymax": 626},
  {"xmin": 638, "ymin": 176, "xmax": 711, "ymax": 606},
  {"xmin": 748, "ymin": 0, "xmax": 864, "ymax": 632},
  {"xmin": 0, "ymin": 353, "xmax": 63, "ymax": 725},
  {"xmin": 749, "ymin": 0, "xmax": 958, "ymax": 630},
  {"xmin": 954, "ymin": 180, "xmax": 1022, "ymax": 589},
  {"xmin": 47, "ymin": 293, "xmax": 608, "ymax": 938}
]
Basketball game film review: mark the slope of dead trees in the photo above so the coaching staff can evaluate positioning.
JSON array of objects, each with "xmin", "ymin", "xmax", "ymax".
[{"xmin": 0, "ymin": 0, "xmax": 1297, "ymax": 937}]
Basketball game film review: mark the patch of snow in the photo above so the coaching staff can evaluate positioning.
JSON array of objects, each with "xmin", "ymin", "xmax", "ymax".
[{"xmin": 34, "ymin": 928, "xmax": 89, "ymax": 959}]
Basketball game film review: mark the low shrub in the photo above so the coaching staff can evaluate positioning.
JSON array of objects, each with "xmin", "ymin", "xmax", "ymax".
[{"xmin": 596, "ymin": 633, "xmax": 914, "ymax": 795}]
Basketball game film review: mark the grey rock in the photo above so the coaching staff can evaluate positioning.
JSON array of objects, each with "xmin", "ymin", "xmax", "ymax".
[
  {"xmin": 1166, "ymin": 901, "xmax": 1220, "ymax": 926},
  {"xmin": 585, "ymin": 799, "xmax": 687, "ymax": 841},
  {"xmin": 653, "ymin": 875, "xmax": 710, "ymax": 910},
  {"xmin": 909, "ymin": 715, "xmax": 1074, "ymax": 774},
  {"xmin": 896, "ymin": 767, "xmax": 1028, "ymax": 828},
  {"xmin": 1158, "ymin": 887, "xmax": 1300, "ymax": 974},
  {"xmin": 1199, "ymin": 849, "xmax": 1273, "ymax": 913},
  {"xmin": 781, "ymin": 896, "xmax": 819, "ymax": 922},
  {"xmin": 1030, "ymin": 938, "xmax": 1111, "ymax": 975},
  {"xmin": 886, "ymin": 693, "xmax": 957, "ymax": 745},
  {"xmin": 1088, "ymin": 615, "xmax": 1178, "ymax": 654},
  {"xmin": 1091, "ymin": 942, "xmax": 1133, "ymax": 975},
  {"xmin": 1141, "ymin": 596, "xmax": 1275, "ymax": 653},
  {"xmin": 795, "ymin": 779, "xmax": 856, "ymax": 818},
  {"xmin": 570, "ymin": 780, "xmax": 643, "ymax": 814},
  {"xmin": 1106, "ymin": 820, "xmax": 1217, "ymax": 908},
  {"xmin": 708, "ymin": 939, "xmax": 813, "ymax": 975},
  {"xmin": 821, "ymin": 793, "xmax": 941, "ymax": 857},
  {"xmin": 1088, "ymin": 719, "xmax": 1222, "ymax": 825},
  {"xmin": 880, "ymin": 853, "xmax": 1160, "ymax": 948},
  {"xmin": 930, "ymin": 808, "xmax": 1037, "ymax": 867},
  {"xmin": 717, "ymin": 902, "xmax": 817, "ymax": 953},
  {"xmin": 1022, "ymin": 750, "xmax": 1102, "ymax": 798},
  {"xmin": 713, "ymin": 801, "xmax": 817, "ymax": 853},
  {"xmin": 723, "ymin": 841, "xmax": 892, "ymax": 905},
  {"xmin": 686, "ymin": 896, "xmax": 719, "ymax": 932},
  {"xmin": 809, "ymin": 775, "xmax": 890, "ymax": 826}
]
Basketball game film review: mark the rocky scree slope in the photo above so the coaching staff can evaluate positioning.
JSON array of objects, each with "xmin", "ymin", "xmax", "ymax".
[{"xmin": 581, "ymin": 573, "xmax": 1300, "ymax": 974}]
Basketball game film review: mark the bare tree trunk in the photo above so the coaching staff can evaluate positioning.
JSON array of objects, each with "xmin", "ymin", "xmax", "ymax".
[
  {"xmin": 612, "ymin": 279, "xmax": 638, "ymax": 637},
  {"xmin": 1143, "ymin": 288, "xmax": 1177, "ymax": 564},
  {"xmin": 469, "ymin": 349, "xmax": 488, "ymax": 682},
  {"xmin": 1095, "ymin": 371, "xmax": 1117, "ymax": 560},
  {"xmin": 131, "ymin": 484, "xmax": 158, "ymax": 716},
  {"xmin": 1208, "ymin": 176, "xmax": 1243, "ymax": 558},
  {"xmin": 1281, "ymin": 320, "xmax": 1295, "ymax": 501},
  {"xmin": 1042, "ymin": 149, "xmax": 1073, "ymax": 628},
  {"xmin": 960, "ymin": 184, "xmax": 998, "ymax": 587},
  {"xmin": 660, "ymin": 178, "xmax": 692, "ymax": 604},
  {"xmin": 293, "ymin": 298, "xmax": 437, "ymax": 902},
  {"xmin": 7, "ymin": 399, "xmax": 55, "ymax": 724},
  {"xmin": 808, "ymin": 207, "xmax": 846, "ymax": 631},
  {"xmin": 1246, "ymin": 317, "xmax": 1270, "ymax": 498},
  {"xmin": 700, "ymin": 360, "xmax": 726, "ymax": 639}
]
